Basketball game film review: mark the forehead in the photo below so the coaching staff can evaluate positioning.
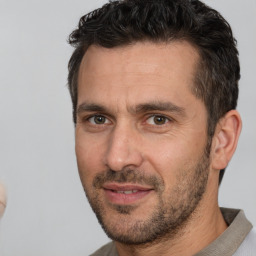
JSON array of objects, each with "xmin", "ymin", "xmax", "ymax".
[
  {"xmin": 77, "ymin": 41, "xmax": 200, "ymax": 110},
  {"xmin": 79, "ymin": 41, "xmax": 198, "ymax": 77}
]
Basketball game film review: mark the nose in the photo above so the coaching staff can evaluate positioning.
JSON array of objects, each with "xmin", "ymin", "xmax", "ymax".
[{"xmin": 103, "ymin": 123, "xmax": 144, "ymax": 171}]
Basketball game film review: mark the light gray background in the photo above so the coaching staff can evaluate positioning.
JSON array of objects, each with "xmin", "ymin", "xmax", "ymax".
[{"xmin": 0, "ymin": 0, "xmax": 255, "ymax": 255}]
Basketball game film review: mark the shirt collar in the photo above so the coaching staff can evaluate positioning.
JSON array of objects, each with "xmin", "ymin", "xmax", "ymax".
[{"xmin": 194, "ymin": 208, "xmax": 253, "ymax": 256}]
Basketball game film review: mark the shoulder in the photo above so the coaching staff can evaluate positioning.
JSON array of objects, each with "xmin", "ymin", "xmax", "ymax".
[
  {"xmin": 90, "ymin": 241, "xmax": 117, "ymax": 256},
  {"xmin": 233, "ymin": 228, "xmax": 256, "ymax": 256}
]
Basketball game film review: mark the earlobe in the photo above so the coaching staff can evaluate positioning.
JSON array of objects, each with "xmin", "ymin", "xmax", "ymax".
[{"xmin": 211, "ymin": 110, "xmax": 242, "ymax": 170}]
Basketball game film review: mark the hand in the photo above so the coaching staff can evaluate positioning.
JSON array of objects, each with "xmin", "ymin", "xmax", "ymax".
[{"xmin": 0, "ymin": 182, "xmax": 7, "ymax": 218}]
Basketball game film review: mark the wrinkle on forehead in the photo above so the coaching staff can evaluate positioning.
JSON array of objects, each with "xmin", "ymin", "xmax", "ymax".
[
  {"xmin": 77, "ymin": 41, "xmax": 202, "ymax": 118},
  {"xmin": 79, "ymin": 41, "xmax": 199, "ymax": 80}
]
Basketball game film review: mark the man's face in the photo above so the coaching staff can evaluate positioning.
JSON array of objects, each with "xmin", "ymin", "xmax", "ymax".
[{"xmin": 75, "ymin": 41, "xmax": 210, "ymax": 244}]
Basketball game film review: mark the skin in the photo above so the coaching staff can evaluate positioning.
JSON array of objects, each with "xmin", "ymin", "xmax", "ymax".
[
  {"xmin": 0, "ymin": 182, "xmax": 7, "ymax": 218},
  {"xmin": 75, "ymin": 41, "xmax": 242, "ymax": 256}
]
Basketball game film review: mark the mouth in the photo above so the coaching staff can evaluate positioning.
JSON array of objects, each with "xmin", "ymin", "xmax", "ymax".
[{"xmin": 102, "ymin": 183, "xmax": 153, "ymax": 205}]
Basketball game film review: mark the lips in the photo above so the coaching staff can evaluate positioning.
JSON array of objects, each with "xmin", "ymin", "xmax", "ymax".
[
  {"xmin": 114, "ymin": 190, "xmax": 138, "ymax": 194},
  {"xmin": 103, "ymin": 183, "xmax": 153, "ymax": 205}
]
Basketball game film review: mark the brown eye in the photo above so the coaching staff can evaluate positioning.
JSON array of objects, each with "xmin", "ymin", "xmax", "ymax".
[
  {"xmin": 147, "ymin": 115, "xmax": 168, "ymax": 125},
  {"xmin": 88, "ymin": 115, "xmax": 109, "ymax": 125},
  {"xmin": 154, "ymin": 116, "xmax": 167, "ymax": 125}
]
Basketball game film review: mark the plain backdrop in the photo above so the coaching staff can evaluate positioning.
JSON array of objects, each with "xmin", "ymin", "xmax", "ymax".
[{"xmin": 0, "ymin": 0, "xmax": 255, "ymax": 255}]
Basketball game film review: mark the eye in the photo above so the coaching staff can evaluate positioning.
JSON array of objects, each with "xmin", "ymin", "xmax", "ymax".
[
  {"xmin": 88, "ymin": 115, "xmax": 110, "ymax": 125},
  {"xmin": 146, "ymin": 115, "xmax": 169, "ymax": 125}
]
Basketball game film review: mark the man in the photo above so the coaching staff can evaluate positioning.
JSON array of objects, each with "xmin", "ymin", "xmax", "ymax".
[{"xmin": 67, "ymin": 0, "xmax": 256, "ymax": 255}]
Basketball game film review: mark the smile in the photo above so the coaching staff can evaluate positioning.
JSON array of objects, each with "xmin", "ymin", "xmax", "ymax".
[
  {"xmin": 103, "ymin": 183, "xmax": 153, "ymax": 205},
  {"xmin": 115, "ymin": 190, "xmax": 138, "ymax": 194}
]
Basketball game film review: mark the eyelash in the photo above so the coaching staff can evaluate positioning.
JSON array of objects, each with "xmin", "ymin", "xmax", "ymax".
[
  {"xmin": 84, "ymin": 114, "xmax": 171, "ymax": 126},
  {"xmin": 146, "ymin": 115, "xmax": 170, "ymax": 125},
  {"xmin": 85, "ymin": 115, "xmax": 111, "ymax": 125}
]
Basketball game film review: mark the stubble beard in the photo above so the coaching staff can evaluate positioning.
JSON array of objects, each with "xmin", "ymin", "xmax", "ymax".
[{"xmin": 82, "ymin": 151, "xmax": 210, "ymax": 245}]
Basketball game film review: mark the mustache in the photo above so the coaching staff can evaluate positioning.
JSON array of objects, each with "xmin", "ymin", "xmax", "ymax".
[{"xmin": 93, "ymin": 169, "xmax": 164, "ymax": 191}]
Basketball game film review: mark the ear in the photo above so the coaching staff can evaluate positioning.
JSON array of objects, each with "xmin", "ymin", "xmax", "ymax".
[{"xmin": 211, "ymin": 110, "xmax": 242, "ymax": 170}]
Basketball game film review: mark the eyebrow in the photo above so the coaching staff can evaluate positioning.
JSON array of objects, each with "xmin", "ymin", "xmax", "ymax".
[
  {"xmin": 77, "ymin": 101, "xmax": 186, "ymax": 116},
  {"xmin": 77, "ymin": 103, "xmax": 106, "ymax": 114},
  {"xmin": 131, "ymin": 102, "xmax": 186, "ymax": 116}
]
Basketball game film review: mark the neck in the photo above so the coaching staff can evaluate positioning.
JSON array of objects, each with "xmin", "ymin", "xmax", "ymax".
[{"xmin": 115, "ymin": 180, "xmax": 227, "ymax": 256}]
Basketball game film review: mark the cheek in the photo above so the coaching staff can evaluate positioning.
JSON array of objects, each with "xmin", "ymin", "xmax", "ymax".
[
  {"xmin": 75, "ymin": 131, "xmax": 106, "ymax": 185},
  {"xmin": 145, "ymin": 135, "xmax": 205, "ymax": 189},
  {"xmin": 148, "ymin": 144, "xmax": 183, "ymax": 188}
]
